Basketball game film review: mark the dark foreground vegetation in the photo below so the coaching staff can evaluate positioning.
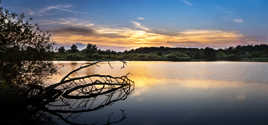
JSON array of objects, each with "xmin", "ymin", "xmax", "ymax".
[
  {"xmin": 0, "ymin": 2, "xmax": 133, "ymax": 125},
  {"xmin": 54, "ymin": 44, "xmax": 268, "ymax": 62}
]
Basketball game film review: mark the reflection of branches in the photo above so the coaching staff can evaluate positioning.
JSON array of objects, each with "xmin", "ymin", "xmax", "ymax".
[{"xmin": 27, "ymin": 61, "xmax": 134, "ymax": 125}]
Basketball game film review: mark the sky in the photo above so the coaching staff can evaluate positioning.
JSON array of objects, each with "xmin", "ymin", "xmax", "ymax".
[{"xmin": 2, "ymin": 0, "xmax": 268, "ymax": 51}]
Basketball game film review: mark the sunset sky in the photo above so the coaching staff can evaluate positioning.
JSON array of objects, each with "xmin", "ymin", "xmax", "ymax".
[{"xmin": 3, "ymin": 0, "xmax": 268, "ymax": 50}]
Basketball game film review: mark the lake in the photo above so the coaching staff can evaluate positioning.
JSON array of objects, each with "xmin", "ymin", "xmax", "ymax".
[{"xmin": 45, "ymin": 61, "xmax": 268, "ymax": 125}]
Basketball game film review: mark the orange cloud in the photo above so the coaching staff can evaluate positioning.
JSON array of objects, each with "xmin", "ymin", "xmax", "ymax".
[{"xmin": 49, "ymin": 20, "xmax": 243, "ymax": 48}]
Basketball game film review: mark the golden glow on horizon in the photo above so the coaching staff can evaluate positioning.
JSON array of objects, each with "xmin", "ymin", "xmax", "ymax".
[
  {"xmin": 46, "ymin": 61, "xmax": 268, "ymax": 97},
  {"xmin": 52, "ymin": 23, "xmax": 243, "ymax": 48}
]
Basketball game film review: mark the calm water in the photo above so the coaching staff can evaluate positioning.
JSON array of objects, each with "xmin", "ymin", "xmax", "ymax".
[{"xmin": 46, "ymin": 61, "xmax": 268, "ymax": 125}]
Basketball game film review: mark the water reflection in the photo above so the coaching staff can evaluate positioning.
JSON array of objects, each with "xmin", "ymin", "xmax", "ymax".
[
  {"xmin": 47, "ymin": 61, "xmax": 268, "ymax": 125},
  {"xmin": 48, "ymin": 61, "xmax": 268, "ymax": 98},
  {"xmin": 27, "ymin": 62, "xmax": 134, "ymax": 125}
]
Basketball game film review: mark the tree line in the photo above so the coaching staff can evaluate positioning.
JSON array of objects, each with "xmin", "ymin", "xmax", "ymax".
[{"xmin": 54, "ymin": 44, "xmax": 268, "ymax": 61}]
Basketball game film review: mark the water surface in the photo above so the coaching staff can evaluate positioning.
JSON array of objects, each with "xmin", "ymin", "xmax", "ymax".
[{"xmin": 46, "ymin": 61, "xmax": 268, "ymax": 125}]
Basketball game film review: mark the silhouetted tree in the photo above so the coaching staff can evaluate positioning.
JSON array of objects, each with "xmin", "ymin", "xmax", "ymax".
[
  {"xmin": 58, "ymin": 46, "xmax": 65, "ymax": 53},
  {"xmin": 54, "ymin": 44, "xmax": 268, "ymax": 61},
  {"xmin": 204, "ymin": 47, "xmax": 216, "ymax": 60},
  {"xmin": 0, "ymin": 2, "xmax": 56, "ymax": 124},
  {"xmin": 0, "ymin": 1, "xmax": 56, "ymax": 86},
  {"xmin": 70, "ymin": 44, "xmax": 79, "ymax": 53},
  {"xmin": 83, "ymin": 44, "xmax": 98, "ymax": 53}
]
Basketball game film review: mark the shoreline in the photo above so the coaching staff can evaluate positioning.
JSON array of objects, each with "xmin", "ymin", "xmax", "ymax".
[{"xmin": 49, "ymin": 59, "xmax": 268, "ymax": 63}]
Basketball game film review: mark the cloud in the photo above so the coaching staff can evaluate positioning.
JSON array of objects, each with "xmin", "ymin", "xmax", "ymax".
[
  {"xmin": 131, "ymin": 21, "xmax": 150, "ymax": 31},
  {"xmin": 137, "ymin": 17, "xmax": 145, "ymax": 21},
  {"xmin": 233, "ymin": 18, "xmax": 244, "ymax": 23},
  {"xmin": 35, "ymin": 4, "xmax": 87, "ymax": 16},
  {"xmin": 39, "ymin": 4, "xmax": 73, "ymax": 14},
  {"xmin": 181, "ymin": 0, "xmax": 193, "ymax": 6},
  {"xmin": 170, "ymin": 30, "xmax": 243, "ymax": 43},
  {"xmin": 47, "ymin": 19, "xmax": 243, "ymax": 49},
  {"xmin": 51, "ymin": 26, "xmax": 125, "ymax": 38},
  {"xmin": 42, "ymin": 18, "xmax": 125, "ymax": 44},
  {"xmin": 50, "ymin": 26, "xmax": 96, "ymax": 36},
  {"xmin": 39, "ymin": 18, "xmax": 94, "ymax": 29}
]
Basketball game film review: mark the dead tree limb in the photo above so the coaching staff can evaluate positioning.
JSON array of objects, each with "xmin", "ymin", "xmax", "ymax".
[{"xmin": 26, "ymin": 61, "xmax": 134, "ymax": 125}]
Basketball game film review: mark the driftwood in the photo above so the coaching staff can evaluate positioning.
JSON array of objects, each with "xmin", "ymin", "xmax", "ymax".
[{"xmin": 26, "ymin": 61, "xmax": 134, "ymax": 125}]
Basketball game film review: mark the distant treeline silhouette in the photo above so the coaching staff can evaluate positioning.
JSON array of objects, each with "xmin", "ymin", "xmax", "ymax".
[{"xmin": 54, "ymin": 44, "xmax": 268, "ymax": 61}]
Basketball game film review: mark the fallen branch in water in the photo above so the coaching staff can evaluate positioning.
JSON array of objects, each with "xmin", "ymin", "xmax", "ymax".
[{"xmin": 26, "ymin": 61, "xmax": 134, "ymax": 125}]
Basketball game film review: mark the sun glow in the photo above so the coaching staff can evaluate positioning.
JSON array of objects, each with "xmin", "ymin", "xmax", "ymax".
[{"xmin": 51, "ymin": 19, "xmax": 243, "ymax": 49}]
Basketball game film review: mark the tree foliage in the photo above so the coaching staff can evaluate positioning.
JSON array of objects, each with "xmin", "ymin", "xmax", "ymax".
[
  {"xmin": 70, "ymin": 44, "xmax": 79, "ymax": 53},
  {"xmin": 58, "ymin": 46, "xmax": 65, "ymax": 53},
  {"xmin": 55, "ymin": 44, "xmax": 268, "ymax": 61},
  {"xmin": 0, "ymin": 2, "xmax": 56, "ymax": 86}
]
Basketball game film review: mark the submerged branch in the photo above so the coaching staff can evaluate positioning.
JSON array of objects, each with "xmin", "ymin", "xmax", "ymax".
[{"xmin": 26, "ymin": 61, "xmax": 134, "ymax": 125}]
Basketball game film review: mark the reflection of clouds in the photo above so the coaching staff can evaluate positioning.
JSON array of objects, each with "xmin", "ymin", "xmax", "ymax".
[
  {"xmin": 131, "ymin": 77, "xmax": 247, "ymax": 96},
  {"xmin": 39, "ymin": 61, "xmax": 134, "ymax": 125},
  {"xmin": 119, "ymin": 62, "xmax": 249, "ymax": 96},
  {"xmin": 124, "ymin": 62, "xmax": 268, "ymax": 96},
  {"xmin": 236, "ymin": 94, "xmax": 247, "ymax": 101},
  {"xmin": 176, "ymin": 79, "xmax": 244, "ymax": 89},
  {"xmin": 46, "ymin": 61, "xmax": 268, "ymax": 97}
]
